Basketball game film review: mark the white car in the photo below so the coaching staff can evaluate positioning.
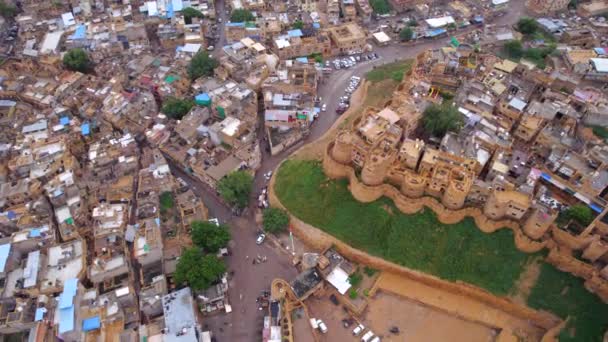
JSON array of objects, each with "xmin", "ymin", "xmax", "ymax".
[
  {"xmin": 353, "ymin": 324, "xmax": 365, "ymax": 336},
  {"xmin": 264, "ymin": 171, "xmax": 273, "ymax": 181},
  {"xmin": 321, "ymin": 104, "xmax": 327, "ymax": 112},
  {"xmin": 256, "ymin": 233, "xmax": 266, "ymax": 245},
  {"xmin": 317, "ymin": 319, "xmax": 328, "ymax": 334}
]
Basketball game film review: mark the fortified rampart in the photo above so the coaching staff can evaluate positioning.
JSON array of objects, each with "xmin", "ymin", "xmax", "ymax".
[
  {"xmin": 322, "ymin": 141, "xmax": 608, "ymax": 304},
  {"xmin": 268, "ymin": 161, "xmax": 562, "ymax": 337}
]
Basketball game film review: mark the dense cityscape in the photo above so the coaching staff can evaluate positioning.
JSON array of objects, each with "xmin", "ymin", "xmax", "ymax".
[{"xmin": 0, "ymin": 0, "xmax": 607, "ymax": 341}]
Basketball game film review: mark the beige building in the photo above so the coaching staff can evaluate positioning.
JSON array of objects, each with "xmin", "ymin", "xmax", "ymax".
[{"xmin": 327, "ymin": 23, "xmax": 367, "ymax": 54}]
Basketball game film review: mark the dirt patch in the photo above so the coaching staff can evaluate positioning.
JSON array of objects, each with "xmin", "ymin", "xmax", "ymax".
[
  {"xmin": 365, "ymin": 291, "xmax": 497, "ymax": 342},
  {"xmin": 381, "ymin": 204, "xmax": 394, "ymax": 215},
  {"xmin": 372, "ymin": 273, "xmax": 546, "ymax": 341},
  {"xmin": 510, "ymin": 257, "xmax": 543, "ymax": 305}
]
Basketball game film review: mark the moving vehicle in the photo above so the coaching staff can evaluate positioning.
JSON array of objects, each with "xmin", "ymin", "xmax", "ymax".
[{"xmin": 256, "ymin": 233, "xmax": 266, "ymax": 245}]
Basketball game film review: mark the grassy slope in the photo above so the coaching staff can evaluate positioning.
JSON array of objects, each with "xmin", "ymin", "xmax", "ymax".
[
  {"xmin": 275, "ymin": 159, "xmax": 608, "ymax": 341},
  {"xmin": 275, "ymin": 160, "xmax": 530, "ymax": 295},
  {"xmin": 528, "ymin": 264, "xmax": 608, "ymax": 342}
]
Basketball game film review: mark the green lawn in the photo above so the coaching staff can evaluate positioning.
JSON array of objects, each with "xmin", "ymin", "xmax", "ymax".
[
  {"xmin": 528, "ymin": 264, "xmax": 608, "ymax": 342},
  {"xmin": 160, "ymin": 191, "xmax": 175, "ymax": 211},
  {"xmin": 366, "ymin": 60, "xmax": 412, "ymax": 83},
  {"xmin": 275, "ymin": 159, "xmax": 608, "ymax": 340},
  {"xmin": 275, "ymin": 160, "xmax": 531, "ymax": 295}
]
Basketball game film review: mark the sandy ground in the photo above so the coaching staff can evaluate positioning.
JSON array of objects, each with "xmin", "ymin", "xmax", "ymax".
[
  {"xmin": 292, "ymin": 307, "xmax": 316, "ymax": 342},
  {"xmin": 365, "ymin": 292, "xmax": 497, "ymax": 342},
  {"xmin": 375, "ymin": 273, "xmax": 546, "ymax": 341}
]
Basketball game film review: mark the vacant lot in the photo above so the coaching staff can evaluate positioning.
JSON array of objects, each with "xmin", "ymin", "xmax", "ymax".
[
  {"xmin": 274, "ymin": 159, "xmax": 608, "ymax": 341},
  {"xmin": 275, "ymin": 160, "xmax": 531, "ymax": 295}
]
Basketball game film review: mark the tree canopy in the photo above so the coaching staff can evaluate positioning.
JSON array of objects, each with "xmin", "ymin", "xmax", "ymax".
[
  {"xmin": 63, "ymin": 49, "xmax": 92, "ymax": 73},
  {"xmin": 230, "ymin": 9, "xmax": 255, "ymax": 22},
  {"xmin": 188, "ymin": 51, "xmax": 218, "ymax": 80},
  {"xmin": 502, "ymin": 40, "xmax": 524, "ymax": 60},
  {"xmin": 191, "ymin": 220, "xmax": 231, "ymax": 253},
  {"xmin": 263, "ymin": 208, "xmax": 289, "ymax": 233},
  {"xmin": 292, "ymin": 20, "xmax": 304, "ymax": 30},
  {"xmin": 0, "ymin": 1, "xmax": 17, "ymax": 19},
  {"xmin": 421, "ymin": 103, "xmax": 463, "ymax": 138},
  {"xmin": 558, "ymin": 204, "xmax": 594, "ymax": 227},
  {"xmin": 161, "ymin": 97, "xmax": 194, "ymax": 120},
  {"xmin": 183, "ymin": 7, "xmax": 204, "ymax": 24},
  {"xmin": 174, "ymin": 248, "xmax": 226, "ymax": 290},
  {"xmin": 516, "ymin": 17, "xmax": 538, "ymax": 35},
  {"xmin": 217, "ymin": 170, "xmax": 253, "ymax": 209},
  {"xmin": 399, "ymin": 28, "xmax": 414, "ymax": 41},
  {"xmin": 370, "ymin": 0, "xmax": 391, "ymax": 14}
]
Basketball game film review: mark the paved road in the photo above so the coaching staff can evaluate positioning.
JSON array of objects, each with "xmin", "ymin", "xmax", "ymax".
[{"xmin": 169, "ymin": 3, "xmax": 529, "ymax": 341}]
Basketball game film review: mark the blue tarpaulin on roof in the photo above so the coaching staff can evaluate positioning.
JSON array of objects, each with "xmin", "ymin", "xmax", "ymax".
[
  {"xmin": 0, "ymin": 244, "xmax": 10, "ymax": 272},
  {"xmin": 59, "ymin": 278, "xmax": 78, "ymax": 309},
  {"xmin": 6, "ymin": 211, "xmax": 16, "ymax": 220},
  {"xmin": 34, "ymin": 307, "xmax": 46, "ymax": 321},
  {"xmin": 82, "ymin": 316, "xmax": 101, "ymax": 331},
  {"xmin": 313, "ymin": 22, "xmax": 320, "ymax": 29},
  {"xmin": 60, "ymin": 117, "xmax": 70, "ymax": 126},
  {"xmin": 295, "ymin": 57, "xmax": 308, "ymax": 63},
  {"xmin": 288, "ymin": 29, "xmax": 303, "ymax": 37},
  {"xmin": 426, "ymin": 28, "xmax": 447, "ymax": 37},
  {"xmin": 70, "ymin": 25, "xmax": 86, "ymax": 40},
  {"xmin": 29, "ymin": 229, "xmax": 41, "ymax": 238},
  {"xmin": 166, "ymin": 1, "xmax": 174, "ymax": 18},
  {"xmin": 59, "ymin": 306, "xmax": 75, "ymax": 334},
  {"xmin": 81, "ymin": 123, "xmax": 90, "ymax": 136}
]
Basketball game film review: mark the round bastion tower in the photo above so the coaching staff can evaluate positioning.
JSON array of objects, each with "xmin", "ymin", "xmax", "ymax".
[
  {"xmin": 523, "ymin": 207, "xmax": 557, "ymax": 240},
  {"xmin": 331, "ymin": 132, "xmax": 353, "ymax": 165},
  {"xmin": 361, "ymin": 148, "xmax": 395, "ymax": 186},
  {"xmin": 401, "ymin": 171, "xmax": 426, "ymax": 198},
  {"xmin": 442, "ymin": 181, "xmax": 468, "ymax": 210}
]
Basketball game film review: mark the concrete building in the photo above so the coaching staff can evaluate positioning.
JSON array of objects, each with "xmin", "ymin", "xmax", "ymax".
[{"xmin": 327, "ymin": 23, "xmax": 367, "ymax": 54}]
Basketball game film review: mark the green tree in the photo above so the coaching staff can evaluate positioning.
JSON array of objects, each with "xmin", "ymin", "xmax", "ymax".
[
  {"xmin": 503, "ymin": 40, "xmax": 523, "ymax": 60},
  {"xmin": 174, "ymin": 248, "xmax": 226, "ymax": 290},
  {"xmin": 263, "ymin": 208, "xmax": 289, "ymax": 233},
  {"xmin": 399, "ymin": 27, "xmax": 414, "ymax": 41},
  {"xmin": 421, "ymin": 103, "xmax": 463, "ymax": 137},
  {"xmin": 63, "ymin": 48, "xmax": 92, "ymax": 73},
  {"xmin": 447, "ymin": 23, "xmax": 457, "ymax": 30},
  {"xmin": 293, "ymin": 20, "xmax": 304, "ymax": 30},
  {"xmin": 188, "ymin": 51, "xmax": 219, "ymax": 80},
  {"xmin": 348, "ymin": 272, "xmax": 362, "ymax": 287},
  {"xmin": 183, "ymin": 7, "xmax": 204, "ymax": 24},
  {"xmin": 161, "ymin": 97, "xmax": 194, "ymax": 119},
  {"xmin": 230, "ymin": 8, "xmax": 255, "ymax": 22},
  {"xmin": 218, "ymin": 170, "xmax": 253, "ymax": 209},
  {"xmin": 516, "ymin": 17, "xmax": 538, "ymax": 35},
  {"xmin": 370, "ymin": 0, "xmax": 391, "ymax": 14},
  {"xmin": 558, "ymin": 204, "xmax": 594, "ymax": 227},
  {"xmin": 407, "ymin": 19, "xmax": 418, "ymax": 27},
  {"xmin": 191, "ymin": 220, "xmax": 231, "ymax": 253},
  {"xmin": 0, "ymin": 1, "xmax": 17, "ymax": 19}
]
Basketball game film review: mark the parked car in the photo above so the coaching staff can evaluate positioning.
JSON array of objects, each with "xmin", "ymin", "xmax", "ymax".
[
  {"xmin": 361, "ymin": 331, "xmax": 375, "ymax": 342},
  {"xmin": 353, "ymin": 324, "xmax": 365, "ymax": 336},
  {"xmin": 321, "ymin": 103, "xmax": 327, "ymax": 112},
  {"xmin": 317, "ymin": 320, "xmax": 328, "ymax": 334},
  {"xmin": 256, "ymin": 233, "xmax": 266, "ymax": 245}
]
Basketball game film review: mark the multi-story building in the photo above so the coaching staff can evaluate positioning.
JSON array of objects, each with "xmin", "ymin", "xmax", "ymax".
[
  {"xmin": 272, "ymin": 30, "xmax": 332, "ymax": 60},
  {"xmin": 327, "ymin": 23, "xmax": 367, "ymax": 54}
]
